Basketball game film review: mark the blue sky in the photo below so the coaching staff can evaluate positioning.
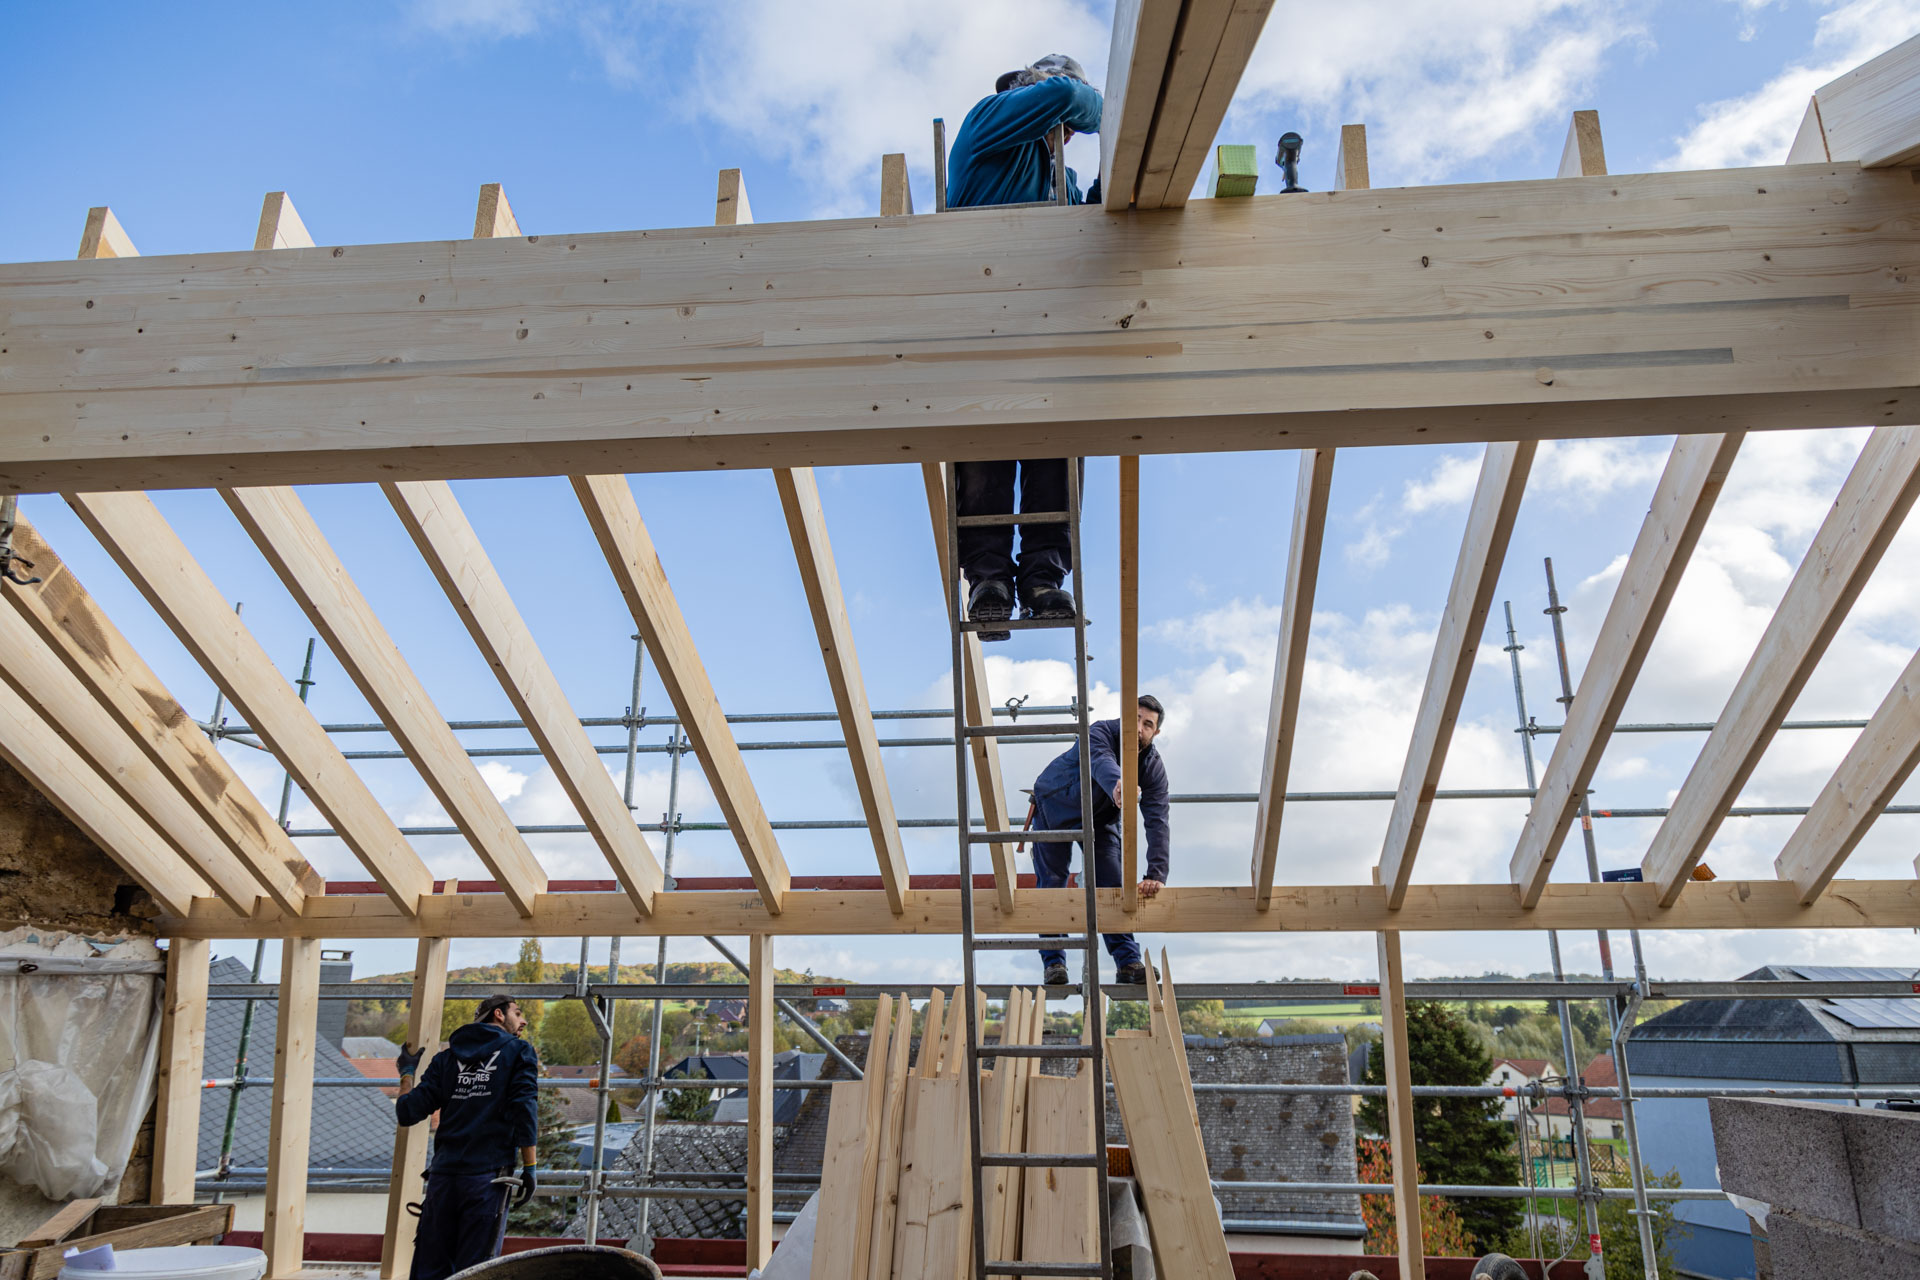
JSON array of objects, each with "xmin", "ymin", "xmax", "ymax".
[{"xmin": 4, "ymin": 1, "xmax": 1919, "ymax": 995}]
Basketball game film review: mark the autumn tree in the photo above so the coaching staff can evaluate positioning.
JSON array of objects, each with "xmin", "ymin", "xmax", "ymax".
[{"xmin": 1356, "ymin": 1138, "xmax": 1476, "ymax": 1257}]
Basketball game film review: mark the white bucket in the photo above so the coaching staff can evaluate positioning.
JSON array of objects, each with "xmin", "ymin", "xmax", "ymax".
[{"xmin": 59, "ymin": 1245, "xmax": 267, "ymax": 1280}]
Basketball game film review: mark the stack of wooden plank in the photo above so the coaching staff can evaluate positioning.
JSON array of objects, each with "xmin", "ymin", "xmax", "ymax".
[
  {"xmin": 810, "ymin": 986, "xmax": 1102, "ymax": 1279},
  {"xmin": 1105, "ymin": 951, "xmax": 1232, "ymax": 1279},
  {"xmin": 0, "ymin": 1202, "xmax": 235, "ymax": 1280}
]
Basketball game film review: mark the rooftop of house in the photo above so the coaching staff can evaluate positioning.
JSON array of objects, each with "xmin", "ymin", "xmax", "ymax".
[
  {"xmin": 1491, "ymin": 1058, "xmax": 1555, "ymax": 1079},
  {"xmin": 1544, "ymin": 1054, "xmax": 1621, "ymax": 1119}
]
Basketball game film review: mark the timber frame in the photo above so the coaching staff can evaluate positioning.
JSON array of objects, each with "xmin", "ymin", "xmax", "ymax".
[{"xmin": 5, "ymin": 13, "xmax": 1920, "ymax": 1276}]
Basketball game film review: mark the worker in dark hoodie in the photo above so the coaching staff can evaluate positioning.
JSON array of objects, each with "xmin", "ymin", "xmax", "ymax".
[
  {"xmin": 394, "ymin": 995, "xmax": 541, "ymax": 1280},
  {"xmin": 945, "ymin": 54, "xmax": 1101, "ymax": 640}
]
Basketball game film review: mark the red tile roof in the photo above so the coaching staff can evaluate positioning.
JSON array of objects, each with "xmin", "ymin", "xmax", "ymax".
[
  {"xmin": 1544, "ymin": 1053, "xmax": 1622, "ymax": 1119},
  {"xmin": 1491, "ymin": 1058, "xmax": 1553, "ymax": 1078}
]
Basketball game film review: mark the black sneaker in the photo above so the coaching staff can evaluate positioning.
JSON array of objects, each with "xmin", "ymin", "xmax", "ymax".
[
  {"xmin": 1020, "ymin": 584, "xmax": 1075, "ymax": 621},
  {"xmin": 968, "ymin": 578, "xmax": 1013, "ymax": 642},
  {"xmin": 1114, "ymin": 962, "xmax": 1149, "ymax": 985},
  {"xmin": 1043, "ymin": 962, "xmax": 1072, "ymax": 986}
]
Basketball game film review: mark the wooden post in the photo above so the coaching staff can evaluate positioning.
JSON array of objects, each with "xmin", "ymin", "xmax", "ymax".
[
  {"xmin": 153, "ymin": 937, "xmax": 209, "ymax": 1203},
  {"xmin": 1120, "ymin": 455, "xmax": 1140, "ymax": 912},
  {"xmin": 747, "ymin": 934, "xmax": 774, "ymax": 1268},
  {"xmin": 265, "ymin": 937, "xmax": 321, "ymax": 1279},
  {"xmin": 1376, "ymin": 931, "xmax": 1424, "ymax": 1280},
  {"xmin": 381, "ymin": 932, "xmax": 451, "ymax": 1280}
]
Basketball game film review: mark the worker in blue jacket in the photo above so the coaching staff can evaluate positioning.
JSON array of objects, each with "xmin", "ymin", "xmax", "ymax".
[
  {"xmin": 946, "ymin": 55, "xmax": 1102, "ymax": 639},
  {"xmin": 1029, "ymin": 695, "xmax": 1170, "ymax": 986},
  {"xmin": 394, "ymin": 995, "xmax": 541, "ymax": 1280}
]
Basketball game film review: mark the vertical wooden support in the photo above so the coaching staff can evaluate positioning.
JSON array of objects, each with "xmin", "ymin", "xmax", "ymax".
[
  {"xmin": 153, "ymin": 937, "xmax": 209, "ymax": 1204},
  {"xmin": 1376, "ymin": 931, "xmax": 1424, "ymax": 1280},
  {"xmin": 881, "ymin": 153, "xmax": 914, "ymax": 216},
  {"xmin": 381, "ymin": 933, "xmax": 452, "ymax": 1280},
  {"xmin": 1557, "ymin": 110, "xmax": 1607, "ymax": 178},
  {"xmin": 265, "ymin": 937, "xmax": 321, "ymax": 1279},
  {"xmin": 747, "ymin": 935, "xmax": 775, "ymax": 1269},
  {"xmin": 1120, "ymin": 455, "xmax": 1141, "ymax": 912},
  {"xmin": 1333, "ymin": 123, "xmax": 1370, "ymax": 191}
]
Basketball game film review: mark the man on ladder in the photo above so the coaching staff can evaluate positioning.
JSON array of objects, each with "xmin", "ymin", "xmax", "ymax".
[
  {"xmin": 945, "ymin": 53, "xmax": 1101, "ymax": 639},
  {"xmin": 1029, "ymin": 695, "xmax": 1170, "ymax": 985}
]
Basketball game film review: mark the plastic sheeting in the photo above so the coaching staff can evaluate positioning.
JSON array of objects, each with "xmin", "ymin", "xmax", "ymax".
[{"xmin": 0, "ymin": 929, "xmax": 164, "ymax": 1200}]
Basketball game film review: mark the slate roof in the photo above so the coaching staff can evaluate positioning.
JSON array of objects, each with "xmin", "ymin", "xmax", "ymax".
[{"xmin": 563, "ymin": 1124, "xmax": 762, "ymax": 1240}]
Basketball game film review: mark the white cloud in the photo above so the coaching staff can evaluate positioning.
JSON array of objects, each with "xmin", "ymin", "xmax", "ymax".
[{"xmin": 1403, "ymin": 452, "xmax": 1482, "ymax": 513}]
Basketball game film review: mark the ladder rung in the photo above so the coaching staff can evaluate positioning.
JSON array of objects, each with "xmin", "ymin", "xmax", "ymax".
[
  {"xmin": 986, "ymin": 1263, "xmax": 1105, "ymax": 1277},
  {"xmin": 960, "ymin": 616, "xmax": 1080, "ymax": 633},
  {"xmin": 968, "ymin": 829, "xmax": 1082, "ymax": 843},
  {"xmin": 961, "ymin": 721, "xmax": 1079, "ymax": 738},
  {"xmin": 980, "ymin": 1152, "xmax": 1105, "ymax": 1168},
  {"xmin": 970, "ymin": 936, "xmax": 1089, "ymax": 951},
  {"xmin": 979, "ymin": 1043, "xmax": 1095, "ymax": 1059},
  {"xmin": 955, "ymin": 511, "xmax": 1072, "ymax": 527}
]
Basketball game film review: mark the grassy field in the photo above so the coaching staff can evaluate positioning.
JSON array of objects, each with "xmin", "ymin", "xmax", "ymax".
[{"xmin": 1228, "ymin": 1002, "xmax": 1370, "ymax": 1019}]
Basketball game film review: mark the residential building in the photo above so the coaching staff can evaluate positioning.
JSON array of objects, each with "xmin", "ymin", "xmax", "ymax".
[
  {"xmin": 1486, "ymin": 1057, "xmax": 1554, "ymax": 1125},
  {"xmin": 1540, "ymin": 1053, "xmax": 1623, "ymax": 1142}
]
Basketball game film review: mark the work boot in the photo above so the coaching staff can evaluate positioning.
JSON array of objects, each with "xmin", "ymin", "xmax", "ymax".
[
  {"xmin": 1114, "ymin": 962, "xmax": 1149, "ymax": 985},
  {"xmin": 968, "ymin": 578, "xmax": 1013, "ymax": 642},
  {"xmin": 1043, "ymin": 962, "xmax": 1072, "ymax": 986},
  {"xmin": 1020, "ymin": 583, "xmax": 1075, "ymax": 621}
]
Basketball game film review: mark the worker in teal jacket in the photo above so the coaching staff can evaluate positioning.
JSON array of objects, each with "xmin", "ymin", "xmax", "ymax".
[{"xmin": 946, "ymin": 55, "xmax": 1101, "ymax": 637}]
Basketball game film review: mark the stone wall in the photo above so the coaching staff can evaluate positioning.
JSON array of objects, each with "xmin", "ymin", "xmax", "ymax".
[{"xmin": 0, "ymin": 757, "xmax": 159, "ymax": 936}]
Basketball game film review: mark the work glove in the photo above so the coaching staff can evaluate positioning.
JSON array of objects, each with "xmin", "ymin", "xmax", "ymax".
[
  {"xmin": 395, "ymin": 1043, "xmax": 422, "ymax": 1077},
  {"xmin": 512, "ymin": 1164, "xmax": 537, "ymax": 1208}
]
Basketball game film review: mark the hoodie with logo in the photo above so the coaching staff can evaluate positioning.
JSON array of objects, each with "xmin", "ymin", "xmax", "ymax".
[{"xmin": 395, "ymin": 1020, "xmax": 541, "ymax": 1174}]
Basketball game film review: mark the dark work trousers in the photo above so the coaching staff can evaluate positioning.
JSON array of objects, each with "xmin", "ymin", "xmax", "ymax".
[
  {"xmin": 410, "ymin": 1170, "xmax": 511, "ymax": 1280},
  {"xmin": 955, "ymin": 458, "xmax": 1083, "ymax": 593},
  {"xmin": 1029, "ymin": 798, "xmax": 1142, "ymax": 972}
]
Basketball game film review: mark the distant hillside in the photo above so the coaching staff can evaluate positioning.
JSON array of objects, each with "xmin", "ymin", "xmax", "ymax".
[{"xmin": 356, "ymin": 959, "xmax": 848, "ymax": 987}]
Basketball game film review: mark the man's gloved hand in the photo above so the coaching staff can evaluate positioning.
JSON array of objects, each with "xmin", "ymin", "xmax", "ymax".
[
  {"xmin": 395, "ymin": 1043, "xmax": 422, "ymax": 1077},
  {"xmin": 512, "ymin": 1164, "xmax": 537, "ymax": 1208}
]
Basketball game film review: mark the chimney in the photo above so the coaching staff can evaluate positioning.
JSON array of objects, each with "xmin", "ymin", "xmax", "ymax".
[{"xmin": 319, "ymin": 948, "xmax": 353, "ymax": 1050}]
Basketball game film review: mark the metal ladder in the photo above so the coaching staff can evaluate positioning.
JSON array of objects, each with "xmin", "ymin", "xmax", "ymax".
[{"xmin": 944, "ymin": 460, "xmax": 1113, "ymax": 1278}]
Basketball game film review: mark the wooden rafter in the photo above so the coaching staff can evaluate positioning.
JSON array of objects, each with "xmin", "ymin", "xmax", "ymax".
[
  {"xmin": 3, "ymin": 515, "xmax": 320, "ymax": 913},
  {"xmin": 1124, "ymin": 0, "xmax": 1277, "ymax": 209},
  {"xmin": 572, "ymin": 472, "xmax": 791, "ymax": 914},
  {"xmin": 1787, "ymin": 32, "xmax": 1920, "ymax": 167},
  {"xmin": 1120, "ymin": 454, "xmax": 1141, "ymax": 912},
  {"xmin": 1378, "ymin": 441, "xmax": 1535, "ymax": 908},
  {"xmin": 1100, "ymin": 0, "xmax": 1182, "ymax": 212},
  {"xmin": 69, "ymin": 489, "xmax": 433, "ymax": 913},
  {"xmin": 1641, "ymin": 425, "xmax": 1920, "ymax": 903},
  {"xmin": 10, "ymin": 165, "xmax": 1920, "ymax": 490}
]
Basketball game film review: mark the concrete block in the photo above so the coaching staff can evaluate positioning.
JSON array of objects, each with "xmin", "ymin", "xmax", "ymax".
[
  {"xmin": 1767, "ymin": 1208, "xmax": 1920, "ymax": 1280},
  {"xmin": 1710, "ymin": 1098, "xmax": 1861, "ymax": 1224},
  {"xmin": 1835, "ymin": 1104, "xmax": 1920, "ymax": 1241}
]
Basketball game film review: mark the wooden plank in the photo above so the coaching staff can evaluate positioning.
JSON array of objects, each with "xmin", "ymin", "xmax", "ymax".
[
  {"xmin": 154, "ymin": 936, "xmax": 209, "ymax": 1205},
  {"xmin": 1120, "ymin": 455, "xmax": 1141, "ymax": 912},
  {"xmin": 811, "ymin": 1081, "xmax": 871, "ymax": 1280},
  {"xmin": 891, "ymin": 1076, "xmax": 971, "ymax": 1280},
  {"xmin": 1510, "ymin": 432, "xmax": 1744, "ymax": 904},
  {"xmin": 919, "ymin": 987, "xmax": 947, "ymax": 1076},
  {"xmin": 880, "ymin": 153, "xmax": 913, "ymax": 217},
  {"xmin": 1379, "ymin": 441, "xmax": 1535, "ymax": 908},
  {"xmin": 1808, "ymin": 32, "xmax": 1920, "ymax": 167},
  {"xmin": 746, "ymin": 934, "xmax": 774, "ymax": 1270},
  {"xmin": 1105, "ymin": 1035, "xmax": 1231, "ymax": 1277},
  {"xmin": 1557, "ymin": 110, "xmax": 1607, "ymax": 178},
  {"xmin": 160, "ymin": 875, "xmax": 1920, "ymax": 940},
  {"xmin": 572, "ymin": 473, "xmax": 790, "ymax": 913},
  {"xmin": 1251, "ymin": 449, "xmax": 1335, "ymax": 908},
  {"xmin": 226, "ymin": 483, "xmax": 548, "ymax": 916},
  {"xmin": 475, "ymin": 183, "xmax": 523, "ymax": 239},
  {"xmin": 0, "ymin": 676, "xmax": 205, "ymax": 916},
  {"xmin": 1643, "ymin": 425, "xmax": 1920, "ymax": 903},
  {"xmin": 68, "ymin": 491, "xmax": 431, "ymax": 913},
  {"xmin": 1775, "ymin": 644, "xmax": 1920, "ymax": 902},
  {"xmin": 922, "ymin": 463, "xmax": 1015, "ymax": 909},
  {"xmin": 1333, "ymin": 124, "xmax": 1370, "ymax": 192},
  {"xmin": 1020, "ymin": 1073, "xmax": 1099, "ymax": 1266},
  {"xmin": 866, "ymin": 993, "xmax": 915, "ymax": 1280},
  {"xmin": 387, "ymin": 479, "xmax": 662, "ymax": 913},
  {"xmin": 18, "ymin": 1200, "xmax": 102, "ymax": 1249},
  {"xmin": 845, "ymin": 993, "xmax": 894, "ymax": 1280},
  {"xmin": 15, "ymin": 1207, "xmax": 234, "ymax": 1280},
  {"xmin": 2, "ymin": 519, "xmax": 319, "ymax": 913},
  {"xmin": 1787, "ymin": 98, "xmax": 1830, "ymax": 163},
  {"xmin": 12, "ymin": 165, "xmax": 1920, "ymax": 490},
  {"xmin": 1376, "ymin": 931, "xmax": 1424, "ymax": 1280},
  {"xmin": 255, "ymin": 192, "xmax": 314, "ymax": 252},
  {"xmin": 380, "ymin": 929, "xmax": 450, "ymax": 1280},
  {"xmin": 1134, "ymin": 0, "xmax": 1278, "ymax": 209},
  {"xmin": 0, "ymin": 603, "xmax": 264, "ymax": 913},
  {"xmin": 265, "ymin": 936, "xmax": 321, "ymax": 1280},
  {"xmin": 1100, "ymin": 0, "xmax": 1183, "ymax": 211},
  {"xmin": 76, "ymin": 207, "xmax": 135, "ymax": 259},
  {"xmin": 716, "ymin": 168, "xmax": 753, "ymax": 227}
]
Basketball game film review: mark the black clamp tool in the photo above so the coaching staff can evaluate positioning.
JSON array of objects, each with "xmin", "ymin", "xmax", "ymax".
[{"xmin": 1276, "ymin": 131, "xmax": 1308, "ymax": 193}]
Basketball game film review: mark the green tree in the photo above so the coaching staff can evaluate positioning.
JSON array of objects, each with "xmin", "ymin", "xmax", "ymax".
[
  {"xmin": 1358, "ymin": 1003, "xmax": 1521, "ymax": 1252},
  {"xmin": 1106, "ymin": 1000, "xmax": 1151, "ymax": 1031},
  {"xmin": 663, "ymin": 1065, "xmax": 714, "ymax": 1121},
  {"xmin": 538, "ymin": 999, "xmax": 603, "ymax": 1066},
  {"xmin": 506, "ymin": 1080, "xmax": 579, "ymax": 1235},
  {"xmin": 1508, "ymin": 1166, "xmax": 1682, "ymax": 1279},
  {"xmin": 511, "ymin": 939, "xmax": 546, "ymax": 1041}
]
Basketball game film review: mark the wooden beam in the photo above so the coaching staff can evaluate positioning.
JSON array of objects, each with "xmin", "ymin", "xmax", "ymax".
[
  {"xmin": 921, "ymin": 463, "xmax": 1014, "ymax": 908},
  {"xmin": 1333, "ymin": 123, "xmax": 1370, "ymax": 192},
  {"xmin": 380, "ymin": 930, "xmax": 451, "ymax": 1280},
  {"xmin": 11, "ymin": 165, "xmax": 1920, "ymax": 491},
  {"xmin": 1558, "ymin": 110, "xmax": 1607, "ymax": 178},
  {"xmin": 387, "ymin": 479, "xmax": 661, "ymax": 914},
  {"xmin": 1120, "ymin": 455, "xmax": 1141, "ymax": 912},
  {"xmin": 264, "ymin": 936, "xmax": 321, "ymax": 1280},
  {"xmin": 573, "ymin": 473, "xmax": 790, "ymax": 913},
  {"xmin": 1376, "ymin": 931, "xmax": 1425, "ymax": 1280},
  {"xmin": 1788, "ymin": 97, "xmax": 1831, "ymax": 163},
  {"xmin": 474, "ymin": 183, "xmax": 522, "ymax": 239},
  {"xmin": 1775, "ymin": 646, "xmax": 1920, "ymax": 902},
  {"xmin": 0, "ymin": 675, "xmax": 206, "ymax": 916},
  {"xmin": 1378, "ymin": 441, "xmax": 1535, "ymax": 908},
  {"xmin": 1132, "ymin": 0, "xmax": 1278, "ymax": 209},
  {"xmin": 1251, "ymin": 449, "xmax": 1334, "ymax": 909},
  {"xmin": 716, "ymin": 168, "xmax": 753, "ymax": 227},
  {"xmin": 1510, "ymin": 432, "xmax": 1743, "ymax": 904},
  {"xmin": 153, "ymin": 937, "xmax": 209, "ymax": 1204},
  {"xmin": 255, "ymin": 193, "xmax": 313, "ymax": 252},
  {"xmin": 1100, "ymin": 0, "xmax": 1182, "ymax": 212},
  {"xmin": 3, "ymin": 517, "xmax": 320, "ymax": 913},
  {"xmin": 158, "ymin": 876, "xmax": 1920, "ymax": 940},
  {"xmin": 1643, "ymin": 425, "xmax": 1920, "ymax": 903},
  {"xmin": 76, "ymin": 206, "xmax": 136, "ymax": 260},
  {"xmin": 225, "ymin": 484, "xmax": 548, "ymax": 916},
  {"xmin": 69, "ymin": 490, "xmax": 432, "ymax": 913},
  {"xmin": 1797, "ymin": 32, "xmax": 1920, "ymax": 167},
  {"xmin": 0, "ymin": 602, "xmax": 266, "ymax": 913},
  {"xmin": 880, "ymin": 153, "xmax": 913, "ymax": 217},
  {"xmin": 746, "ymin": 934, "xmax": 774, "ymax": 1270}
]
